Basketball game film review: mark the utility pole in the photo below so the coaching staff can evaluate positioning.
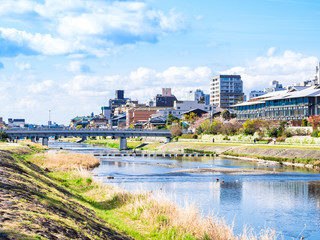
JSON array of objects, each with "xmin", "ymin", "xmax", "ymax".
[{"xmin": 48, "ymin": 110, "xmax": 51, "ymax": 127}]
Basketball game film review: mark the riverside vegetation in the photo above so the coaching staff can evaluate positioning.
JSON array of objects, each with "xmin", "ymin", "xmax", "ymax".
[{"xmin": 0, "ymin": 143, "xmax": 277, "ymax": 240}]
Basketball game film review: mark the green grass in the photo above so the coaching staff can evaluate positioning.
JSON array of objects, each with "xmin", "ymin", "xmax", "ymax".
[
  {"xmin": 222, "ymin": 151, "xmax": 316, "ymax": 165},
  {"xmin": 84, "ymin": 139, "xmax": 141, "ymax": 149},
  {"xmin": 184, "ymin": 148, "xmax": 216, "ymax": 154}
]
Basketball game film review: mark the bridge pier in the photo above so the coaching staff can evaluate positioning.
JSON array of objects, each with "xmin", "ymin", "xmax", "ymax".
[
  {"xmin": 119, "ymin": 137, "xmax": 127, "ymax": 150},
  {"xmin": 166, "ymin": 137, "xmax": 171, "ymax": 143},
  {"xmin": 42, "ymin": 137, "xmax": 49, "ymax": 146},
  {"xmin": 31, "ymin": 137, "xmax": 36, "ymax": 143}
]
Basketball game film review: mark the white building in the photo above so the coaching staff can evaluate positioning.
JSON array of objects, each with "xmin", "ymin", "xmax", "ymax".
[
  {"xmin": 210, "ymin": 75, "xmax": 244, "ymax": 110},
  {"xmin": 8, "ymin": 118, "xmax": 25, "ymax": 128},
  {"xmin": 249, "ymin": 90, "xmax": 266, "ymax": 99},
  {"xmin": 186, "ymin": 89, "xmax": 210, "ymax": 104}
]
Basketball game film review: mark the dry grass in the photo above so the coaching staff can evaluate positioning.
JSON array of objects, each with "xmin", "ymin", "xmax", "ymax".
[
  {"xmin": 31, "ymin": 152, "xmax": 100, "ymax": 171},
  {"xmin": 76, "ymin": 168, "xmax": 277, "ymax": 240},
  {"xmin": 20, "ymin": 140, "xmax": 50, "ymax": 150}
]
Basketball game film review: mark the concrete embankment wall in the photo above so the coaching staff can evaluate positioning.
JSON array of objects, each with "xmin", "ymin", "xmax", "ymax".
[
  {"xmin": 225, "ymin": 147, "xmax": 320, "ymax": 160},
  {"xmin": 157, "ymin": 142, "xmax": 320, "ymax": 161}
]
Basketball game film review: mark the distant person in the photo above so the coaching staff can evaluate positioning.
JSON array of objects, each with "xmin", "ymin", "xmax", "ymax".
[{"xmin": 212, "ymin": 138, "xmax": 215, "ymax": 143}]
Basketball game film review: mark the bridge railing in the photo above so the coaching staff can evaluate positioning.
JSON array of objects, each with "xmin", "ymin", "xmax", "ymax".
[{"xmin": 6, "ymin": 128, "xmax": 171, "ymax": 133}]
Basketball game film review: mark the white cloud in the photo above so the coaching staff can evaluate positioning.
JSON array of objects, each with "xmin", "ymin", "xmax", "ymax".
[
  {"xmin": 67, "ymin": 61, "xmax": 91, "ymax": 73},
  {"xmin": 0, "ymin": 0, "xmax": 186, "ymax": 57},
  {"xmin": 0, "ymin": 27, "xmax": 74, "ymax": 55},
  {"xmin": 221, "ymin": 48, "xmax": 319, "ymax": 91},
  {"xmin": 16, "ymin": 62, "xmax": 31, "ymax": 71},
  {"xmin": 27, "ymin": 80, "xmax": 55, "ymax": 93},
  {"xmin": 62, "ymin": 66, "xmax": 211, "ymax": 100}
]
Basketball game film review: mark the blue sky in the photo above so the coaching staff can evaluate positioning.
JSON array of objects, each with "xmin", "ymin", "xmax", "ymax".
[{"xmin": 1, "ymin": 0, "xmax": 320, "ymax": 124}]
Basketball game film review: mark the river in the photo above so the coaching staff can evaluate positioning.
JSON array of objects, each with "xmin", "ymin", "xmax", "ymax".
[{"xmin": 49, "ymin": 141, "xmax": 320, "ymax": 239}]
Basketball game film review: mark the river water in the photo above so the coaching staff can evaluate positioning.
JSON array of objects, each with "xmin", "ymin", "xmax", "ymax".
[{"xmin": 49, "ymin": 141, "xmax": 320, "ymax": 239}]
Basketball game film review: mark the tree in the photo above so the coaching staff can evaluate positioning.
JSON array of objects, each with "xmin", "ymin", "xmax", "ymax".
[
  {"xmin": 308, "ymin": 116, "xmax": 320, "ymax": 130},
  {"xmin": 196, "ymin": 119, "xmax": 223, "ymax": 135},
  {"xmin": 170, "ymin": 125, "xmax": 183, "ymax": 138},
  {"xmin": 184, "ymin": 112, "xmax": 197, "ymax": 123},
  {"xmin": 243, "ymin": 119, "xmax": 265, "ymax": 135},
  {"xmin": 166, "ymin": 114, "xmax": 179, "ymax": 126},
  {"xmin": 302, "ymin": 118, "xmax": 308, "ymax": 127},
  {"xmin": 0, "ymin": 131, "xmax": 8, "ymax": 141},
  {"xmin": 76, "ymin": 125, "xmax": 83, "ymax": 130},
  {"xmin": 221, "ymin": 109, "xmax": 231, "ymax": 120}
]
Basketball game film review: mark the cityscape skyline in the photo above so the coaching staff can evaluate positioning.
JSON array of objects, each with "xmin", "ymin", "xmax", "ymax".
[{"xmin": 1, "ymin": 0, "xmax": 320, "ymax": 124}]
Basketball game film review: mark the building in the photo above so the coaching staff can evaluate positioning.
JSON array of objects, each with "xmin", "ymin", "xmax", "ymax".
[
  {"xmin": 8, "ymin": 118, "xmax": 25, "ymax": 128},
  {"xmin": 186, "ymin": 89, "xmax": 210, "ymax": 104},
  {"xmin": 111, "ymin": 113, "xmax": 127, "ymax": 129},
  {"xmin": 126, "ymin": 107, "xmax": 159, "ymax": 128},
  {"xmin": 249, "ymin": 90, "xmax": 266, "ymax": 100},
  {"xmin": 70, "ymin": 116, "xmax": 93, "ymax": 128},
  {"xmin": 155, "ymin": 88, "xmax": 177, "ymax": 107},
  {"xmin": 264, "ymin": 80, "xmax": 286, "ymax": 93},
  {"xmin": 108, "ymin": 90, "xmax": 130, "ymax": 115},
  {"xmin": 155, "ymin": 100, "xmax": 214, "ymax": 119},
  {"xmin": 210, "ymin": 75, "xmax": 244, "ymax": 110},
  {"xmin": 234, "ymin": 86, "xmax": 320, "ymax": 123},
  {"xmin": 101, "ymin": 106, "xmax": 111, "ymax": 123}
]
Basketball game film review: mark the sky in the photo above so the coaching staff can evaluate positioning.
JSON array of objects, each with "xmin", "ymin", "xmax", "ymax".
[{"xmin": 1, "ymin": 0, "xmax": 320, "ymax": 125}]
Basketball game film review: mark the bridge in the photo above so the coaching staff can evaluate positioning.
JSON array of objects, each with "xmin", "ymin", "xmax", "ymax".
[{"xmin": 4, "ymin": 128, "xmax": 172, "ymax": 150}]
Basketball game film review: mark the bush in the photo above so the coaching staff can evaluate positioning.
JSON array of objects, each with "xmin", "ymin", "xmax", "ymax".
[
  {"xmin": 192, "ymin": 134, "xmax": 198, "ymax": 139},
  {"xmin": 312, "ymin": 130, "xmax": 320, "ymax": 138},
  {"xmin": 285, "ymin": 130, "xmax": 293, "ymax": 138},
  {"xmin": 180, "ymin": 134, "xmax": 194, "ymax": 139},
  {"xmin": 223, "ymin": 136, "xmax": 230, "ymax": 140},
  {"xmin": 302, "ymin": 118, "xmax": 308, "ymax": 127},
  {"xmin": 0, "ymin": 131, "xmax": 8, "ymax": 141},
  {"xmin": 268, "ymin": 127, "xmax": 279, "ymax": 138},
  {"xmin": 276, "ymin": 137, "xmax": 286, "ymax": 142}
]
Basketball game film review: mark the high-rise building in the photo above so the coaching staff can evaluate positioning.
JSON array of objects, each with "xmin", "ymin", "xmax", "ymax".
[
  {"xmin": 108, "ymin": 90, "xmax": 130, "ymax": 115},
  {"xmin": 210, "ymin": 75, "xmax": 244, "ymax": 110}
]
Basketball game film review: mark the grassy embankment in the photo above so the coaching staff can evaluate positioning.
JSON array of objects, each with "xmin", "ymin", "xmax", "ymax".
[
  {"xmin": 61, "ymin": 137, "xmax": 320, "ymax": 167},
  {"xmin": 1, "ymin": 143, "xmax": 277, "ymax": 240}
]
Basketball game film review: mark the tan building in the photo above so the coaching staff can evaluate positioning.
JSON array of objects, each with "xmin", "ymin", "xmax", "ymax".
[{"xmin": 126, "ymin": 107, "xmax": 166, "ymax": 128}]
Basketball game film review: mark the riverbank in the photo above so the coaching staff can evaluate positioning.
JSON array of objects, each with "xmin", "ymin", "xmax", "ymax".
[
  {"xmin": 0, "ymin": 144, "xmax": 277, "ymax": 240},
  {"xmin": 60, "ymin": 137, "xmax": 320, "ymax": 169}
]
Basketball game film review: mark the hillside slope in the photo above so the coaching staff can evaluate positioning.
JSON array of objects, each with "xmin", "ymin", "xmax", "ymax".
[{"xmin": 0, "ymin": 149, "xmax": 131, "ymax": 240}]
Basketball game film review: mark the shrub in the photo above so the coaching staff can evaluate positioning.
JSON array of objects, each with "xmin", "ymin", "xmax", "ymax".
[
  {"xmin": 311, "ymin": 130, "xmax": 320, "ymax": 138},
  {"xmin": 192, "ymin": 134, "xmax": 198, "ymax": 139},
  {"xmin": 268, "ymin": 127, "xmax": 279, "ymax": 138},
  {"xmin": 285, "ymin": 130, "xmax": 293, "ymax": 138},
  {"xmin": 223, "ymin": 136, "xmax": 230, "ymax": 140},
  {"xmin": 302, "ymin": 118, "xmax": 308, "ymax": 127},
  {"xmin": 180, "ymin": 134, "xmax": 194, "ymax": 139},
  {"xmin": 276, "ymin": 137, "xmax": 286, "ymax": 142},
  {"xmin": 170, "ymin": 126, "xmax": 183, "ymax": 138}
]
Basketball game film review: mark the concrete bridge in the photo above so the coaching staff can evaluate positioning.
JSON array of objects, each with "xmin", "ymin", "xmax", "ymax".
[{"xmin": 4, "ymin": 128, "xmax": 172, "ymax": 150}]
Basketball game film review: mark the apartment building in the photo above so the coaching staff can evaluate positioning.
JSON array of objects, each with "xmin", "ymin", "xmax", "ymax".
[{"xmin": 210, "ymin": 75, "xmax": 244, "ymax": 110}]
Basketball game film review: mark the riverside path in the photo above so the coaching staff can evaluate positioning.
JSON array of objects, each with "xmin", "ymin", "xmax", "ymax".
[{"xmin": 4, "ymin": 128, "xmax": 172, "ymax": 150}]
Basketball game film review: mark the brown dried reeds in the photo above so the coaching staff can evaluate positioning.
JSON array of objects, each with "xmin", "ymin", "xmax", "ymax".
[
  {"xmin": 32, "ymin": 152, "xmax": 100, "ymax": 171},
  {"xmin": 76, "ymin": 168, "xmax": 277, "ymax": 240}
]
